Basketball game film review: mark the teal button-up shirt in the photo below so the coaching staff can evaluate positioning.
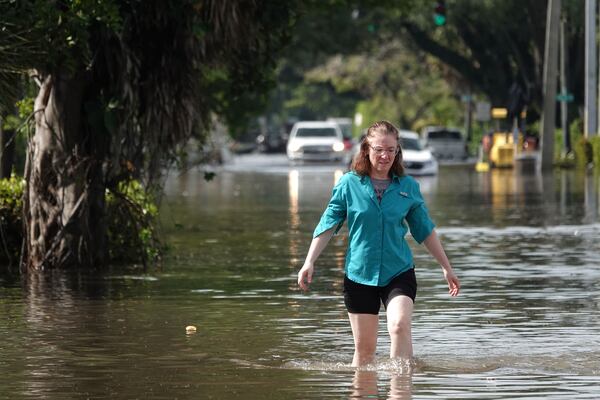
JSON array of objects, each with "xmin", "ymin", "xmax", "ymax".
[{"xmin": 313, "ymin": 171, "xmax": 435, "ymax": 287}]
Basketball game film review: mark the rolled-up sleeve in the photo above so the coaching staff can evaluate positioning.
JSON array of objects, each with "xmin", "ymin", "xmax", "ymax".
[
  {"xmin": 313, "ymin": 179, "xmax": 347, "ymax": 238},
  {"xmin": 405, "ymin": 181, "xmax": 435, "ymax": 243}
]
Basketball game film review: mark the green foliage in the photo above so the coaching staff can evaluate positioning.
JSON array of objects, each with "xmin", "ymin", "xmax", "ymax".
[
  {"xmin": 554, "ymin": 152, "xmax": 576, "ymax": 169},
  {"xmin": 0, "ymin": 174, "xmax": 24, "ymax": 264},
  {"xmin": 0, "ymin": 176, "xmax": 162, "ymax": 266},
  {"xmin": 265, "ymin": 3, "xmax": 415, "ymax": 127},
  {"xmin": 307, "ymin": 42, "xmax": 463, "ymax": 131},
  {"xmin": 574, "ymin": 137, "xmax": 593, "ymax": 169},
  {"xmin": 267, "ymin": 2, "xmax": 489, "ymax": 133},
  {"xmin": 554, "ymin": 118, "xmax": 583, "ymax": 161},
  {"xmin": 1, "ymin": 115, "xmax": 20, "ymax": 132},
  {"xmin": 199, "ymin": 65, "xmax": 276, "ymax": 138},
  {"xmin": 283, "ymin": 81, "xmax": 359, "ymax": 122},
  {"xmin": 466, "ymin": 122, "xmax": 488, "ymax": 156},
  {"xmin": 1, "ymin": 95, "xmax": 35, "ymax": 175},
  {"xmin": 1, "ymin": 95, "xmax": 34, "ymax": 131},
  {"xmin": 105, "ymin": 180, "xmax": 161, "ymax": 266},
  {"xmin": 590, "ymin": 136, "xmax": 600, "ymax": 169},
  {"xmin": 263, "ymin": 0, "xmax": 590, "ymax": 145},
  {"xmin": 554, "ymin": 128, "xmax": 575, "ymax": 168}
]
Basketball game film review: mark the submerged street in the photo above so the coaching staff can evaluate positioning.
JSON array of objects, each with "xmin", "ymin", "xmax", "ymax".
[{"xmin": 1, "ymin": 157, "xmax": 599, "ymax": 399}]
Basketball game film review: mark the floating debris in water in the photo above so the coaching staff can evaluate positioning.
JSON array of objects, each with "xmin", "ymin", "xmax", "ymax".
[{"xmin": 186, "ymin": 325, "xmax": 197, "ymax": 334}]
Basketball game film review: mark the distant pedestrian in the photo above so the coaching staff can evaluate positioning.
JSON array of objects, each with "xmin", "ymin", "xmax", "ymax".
[{"xmin": 297, "ymin": 120, "xmax": 460, "ymax": 366}]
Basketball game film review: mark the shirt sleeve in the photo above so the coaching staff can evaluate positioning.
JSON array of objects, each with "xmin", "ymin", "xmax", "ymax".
[
  {"xmin": 405, "ymin": 179, "xmax": 435, "ymax": 243},
  {"xmin": 313, "ymin": 178, "xmax": 347, "ymax": 238}
]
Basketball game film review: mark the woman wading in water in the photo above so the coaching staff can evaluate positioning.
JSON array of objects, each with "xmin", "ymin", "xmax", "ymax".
[{"xmin": 297, "ymin": 120, "xmax": 460, "ymax": 366}]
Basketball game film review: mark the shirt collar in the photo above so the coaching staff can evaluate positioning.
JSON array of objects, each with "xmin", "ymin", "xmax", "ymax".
[
  {"xmin": 358, "ymin": 172, "xmax": 403, "ymax": 184},
  {"xmin": 391, "ymin": 173, "xmax": 402, "ymax": 182}
]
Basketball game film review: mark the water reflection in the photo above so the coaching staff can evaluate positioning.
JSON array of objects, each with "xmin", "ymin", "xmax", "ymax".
[
  {"xmin": 22, "ymin": 272, "xmax": 77, "ymax": 398},
  {"xmin": 432, "ymin": 167, "xmax": 600, "ymax": 228},
  {"xmin": 287, "ymin": 167, "xmax": 347, "ymax": 289},
  {"xmin": 288, "ymin": 169, "xmax": 301, "ymax": 264},
  {"xmin": 584, "ymin": 171, "xmax": 599, "ymax": 223},
  {"xmin": 351, "ymin": 370, "xmax": 413, "ymax": 400}
]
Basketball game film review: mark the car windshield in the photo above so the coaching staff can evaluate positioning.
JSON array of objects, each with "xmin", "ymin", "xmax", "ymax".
[
  {"xmin": 400, "ymin": 137, "xmax": 423, "ymax": 151},
  {"xmin": 295, "ymin": 128, "xmax": 338, "ymax": 138},
  {"xmin": 338, "ymin": 125, "xmax": 352, "ymax": 139},
  {"xmin": 427, "ymin": 130, "xmax": 462, "ymax": 140}
]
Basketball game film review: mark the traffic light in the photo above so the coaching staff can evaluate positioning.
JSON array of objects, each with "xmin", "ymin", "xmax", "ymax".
[{"xmin": 433, "ymin": 1, "xmax": 446, "ymax": 26}]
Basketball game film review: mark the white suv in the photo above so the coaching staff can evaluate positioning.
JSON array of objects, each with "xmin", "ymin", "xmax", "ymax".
[{"xmin": 286, "ymin": 121, "xmax": 348, "ymax": 162}]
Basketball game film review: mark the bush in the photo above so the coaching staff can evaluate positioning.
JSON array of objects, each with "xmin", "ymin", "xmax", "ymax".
[
  {"xmin": 0, "ymin": 175, "xmax": 25, "ymax": 265},
  {"xmin": 590, "ymin": 136, "xmax": 600, "ymax": 168},
  {"xmin": 105, "ymin": 180, "xmax": 162, "ymax": 266},
  {"xmin": 574, "ymin": 137, "xmax": 593, "ymax": 168},
  {"xmin": 0, "ymin": 177, "xmax": 162, "ymax": 267},
  {"xmin": 553, "ymin": 119, "xmax": 583, "ymax": 161}
]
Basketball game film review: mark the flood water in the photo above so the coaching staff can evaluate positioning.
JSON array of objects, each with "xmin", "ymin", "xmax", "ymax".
[{"xmin": 1, "ymin": 157, "xmax": 600, "ymax": 399}]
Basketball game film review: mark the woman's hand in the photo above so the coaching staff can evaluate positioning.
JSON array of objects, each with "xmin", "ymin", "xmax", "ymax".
[
  {"xmin": 297, "ymin": 262, "xmax": 315, "ymax": 291},
  {"xmin": 443, "ymin": 268, "xmax": 460, "ymax": 296},
  {"xmin": 423, "ymin": 230, "xmax": 460, "ymax": 297},
  {"xmin": 297, "ymin": 229, "xmax": 335, "ymax": 292}
]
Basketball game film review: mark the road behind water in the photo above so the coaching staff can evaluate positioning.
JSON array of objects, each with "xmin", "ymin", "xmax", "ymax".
[{"xmin": 1, "ymin": 154, "xmax": 599, "ymax": 399}]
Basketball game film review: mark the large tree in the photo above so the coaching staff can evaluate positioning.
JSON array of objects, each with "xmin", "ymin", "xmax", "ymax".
[
  {"xmin": 271, "ymin": 1, "xmax": 585, "ymax": 128},
  {"xmin": 0, "ymin": 0, "xmax": 294, "ymax": 271},
  {"xmin": 398, "ymin": 0, "xmax": 584, "ymax": 117}
]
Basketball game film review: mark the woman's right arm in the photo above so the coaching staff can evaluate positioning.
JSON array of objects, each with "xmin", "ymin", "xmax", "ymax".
[{"xmin": 297, "ymin": 227, "xmax": 336, "ymax": 291}]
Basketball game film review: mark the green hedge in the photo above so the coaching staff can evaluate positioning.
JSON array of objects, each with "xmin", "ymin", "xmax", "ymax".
[
  {"xmin": 0, "ymin": 176, "xmax": 161, "ymax": 267},
  {"xmin": 105, "ymin": 180, "xmax": 162, "ymax": 266},
  {"xmin": 0, "ymin": 175, "xmax": 24, "ymax": 265},
  {"xmin": 574, "ymin": 137, "xmax": 593, "ymax": 168},
  {"xmin": 555, "ymin": 118, "xmax": 600, "ymax": 169},
  {"xmin": 590, "ymin": 136, "xmax": 600, "ymax": 167}
]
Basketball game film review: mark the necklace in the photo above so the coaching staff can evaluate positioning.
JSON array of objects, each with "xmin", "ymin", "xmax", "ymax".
[{"xmin": 372, "ymin": 178, "xmax": 390, "ymax": 201}]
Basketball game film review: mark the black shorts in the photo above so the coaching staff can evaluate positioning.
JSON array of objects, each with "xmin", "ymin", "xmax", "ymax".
[{"xmin": 343, "ymin": 268, "xmax": 417, "ymax": 315}]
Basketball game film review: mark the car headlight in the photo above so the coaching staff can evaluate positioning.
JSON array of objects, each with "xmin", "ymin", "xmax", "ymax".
[
  {"xmin": 289, "ymin": 143, "xmax": 302, "ymax": 152},
  {"xmin": 332, "ymin": 142, "xmax": 345, "ymax": 152}
]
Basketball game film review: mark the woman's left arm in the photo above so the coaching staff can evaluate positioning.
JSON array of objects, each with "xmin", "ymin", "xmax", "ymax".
[{"xmin": 423, "ymin": 230, "xmax": 460, "ymax": 296}]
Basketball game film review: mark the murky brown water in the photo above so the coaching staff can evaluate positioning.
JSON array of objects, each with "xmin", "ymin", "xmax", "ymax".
[{"xmin": 1, "ymin": 159, "xmax": 599, "ymax": 399}]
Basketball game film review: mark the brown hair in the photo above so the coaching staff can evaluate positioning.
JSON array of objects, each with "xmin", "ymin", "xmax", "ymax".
[{"xmin": 351, "ymin": 120, "xmax": 404, "ymax": 177}]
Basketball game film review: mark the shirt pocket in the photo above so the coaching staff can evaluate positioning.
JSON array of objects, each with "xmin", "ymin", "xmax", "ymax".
[{"xmin": 394, "ymin": 191, "xmax": 414, "ymax": 219}]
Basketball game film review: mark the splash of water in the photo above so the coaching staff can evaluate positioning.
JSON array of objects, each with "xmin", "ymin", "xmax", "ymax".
[{"xmin": 282, "ymin": 357, "xmax": 419, "ymax": 374}]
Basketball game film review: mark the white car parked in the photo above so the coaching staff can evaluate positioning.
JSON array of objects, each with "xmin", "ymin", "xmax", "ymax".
[
  {"xmin": 286, "ymin": 121, "xmax": 351, "ymax": 162},
  {"xmin": 399, "ymin": 130, "xmax": 439, "ymax": 175}
]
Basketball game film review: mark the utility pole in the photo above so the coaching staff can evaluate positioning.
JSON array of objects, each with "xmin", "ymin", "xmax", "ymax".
[
  {"xmin": 463, "ymin": 91, "xmax": 473, "ymax": 144},
  {"xmin": 585, "ymin": 0, "xmax": 597, "ymax": 138},
  {"xmin": 560, "ymin": 16, "xmax": 571, "ymax": 155},
  {"xmin": 540, "ymin": 0, "xmax": 561, "ymax": 170}
]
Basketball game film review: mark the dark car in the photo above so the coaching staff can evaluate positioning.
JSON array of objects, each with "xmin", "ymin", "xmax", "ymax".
[{"xmin": 256, "ymin": 130, "xmax": 288, "ymax": 153}]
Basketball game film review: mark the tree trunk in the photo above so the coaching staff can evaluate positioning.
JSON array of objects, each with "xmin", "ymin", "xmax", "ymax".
[{"xmin": 22, "ymin": 72, "xmax": 107, "ymax": 271}]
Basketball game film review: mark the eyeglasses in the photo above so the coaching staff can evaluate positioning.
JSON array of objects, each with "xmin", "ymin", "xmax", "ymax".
[{"xmin": 369, "ymin": 145, "xmax": 400, "ymax": 156}]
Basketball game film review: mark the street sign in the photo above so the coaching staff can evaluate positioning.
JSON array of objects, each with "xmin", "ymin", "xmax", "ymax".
[
  {"xmin": 475, "ymin": 102, "xmax": 491, "ymax": 122},
  {"xmin": 491, "ymin": 107, "xmax": 508, "ymax": 119},
  {"xmin": 556, "ymin": 93, "xmax": 574, "ymax": 102}
]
